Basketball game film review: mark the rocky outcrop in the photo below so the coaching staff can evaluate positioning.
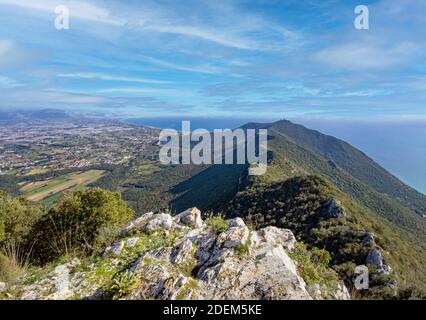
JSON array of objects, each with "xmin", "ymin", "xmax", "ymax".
[
  {"xmin": 321, "ymin": 199, "xmax": 346, "ymax": 219},
  {"xmin": 365, "ymin": 248, "xmax": 392, "ymax": 275},
  {"xmin": 361, "ymin": 232, "xmax": 375, "ymax": 246},
  {"xmin": 11, "ymin": 208, "xmax": 350, "ymax": 301}
]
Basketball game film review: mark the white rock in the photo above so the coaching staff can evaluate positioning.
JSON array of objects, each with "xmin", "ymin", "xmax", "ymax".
[
  {"xmin": 48, "ymin": 264, "xmax": 73, "ymax": 300},
  {"xmin": 171, "ymin": 239, "xmax": 194, "ymax": 264},
  {"xmin": 217, "ymin": 219, "xmax": 250, "ymax": 249},
  {"xmin": 144, "ymin": 213, "xmax": 174, "ymax": 231},
  {"xmin": 18, "ymin": 208, "xmax": 316, "ymax": 301},
  {"xmin": 256, "ymin": 226, "xmax": 297, "ymax": 251},
  {"xmin": 333, "ymin": 284, "xmax": 351, "ymax": 300},
  {"xmin": 307, "ymin": 284, "xmax": 322, "ymax": 300},
  {"xmin": 228, "ymin": 217, "xmax": 246, "ymax": 228},
  {"xmin": 174, "ymin": 207, "xmax": 203, "ymax": 229},
  {"xmin": 103, "ymin": 241, "xmax": 124, "ymax": 257},
  {"xmin": 0, "ymin": 282, "xmax": 6, "ymax": 293},
  {"xmin": 125, "ymin": 237, "xmax": 140, "ymax": 248},
  {"xmin": 122, "ymin": 212, "xmax": 154, "ymax": 234}
]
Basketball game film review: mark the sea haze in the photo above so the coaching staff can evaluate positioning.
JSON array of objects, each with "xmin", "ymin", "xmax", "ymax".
[{"xmin": 126, "ymin": 117, "xmax": 426, "ymax": 195}]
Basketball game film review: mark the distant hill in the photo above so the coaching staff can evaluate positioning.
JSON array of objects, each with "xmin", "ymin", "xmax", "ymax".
[
  {"xmin": 0, "ymin": 109, "xmax": 116, "ymax": 125},
  {"xmin": 0, "ymin": 109, "xmax": 75, "ymax": 123},
  {"xmin": 240, "ymin": 120, "xmax": 426, "ymax": 246},
  {"xmin": 256, "ymin": 120, "xmax": 426, "ymax": 216}
]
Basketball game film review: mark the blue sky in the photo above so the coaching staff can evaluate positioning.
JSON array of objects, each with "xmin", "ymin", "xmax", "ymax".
[{"xmin": 0, "ymin": 0, "xmax": 425, "ymax": 120}]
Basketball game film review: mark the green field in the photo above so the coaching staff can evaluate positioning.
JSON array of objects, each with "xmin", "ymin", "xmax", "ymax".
[{"xmin": 21, "ymin": 170, "xmax": 105, "ymax": 203}]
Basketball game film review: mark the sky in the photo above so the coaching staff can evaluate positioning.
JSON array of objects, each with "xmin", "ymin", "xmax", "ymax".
[{"xmin": 0, "ymin": 0, "xmax": 425, "ymax": 120}]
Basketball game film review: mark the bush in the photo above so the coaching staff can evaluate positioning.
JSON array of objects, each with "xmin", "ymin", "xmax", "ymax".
[
  {"xmin": 0, "ymin": 192, "xmax": 43, "ymax": 245},
  {"xmin": 289, "ymin": 242, "xmax": 340, "ymax": 295},
  {"xmin": 0, "ymin": 192, "xmax": 43, "ymax": 282},
  {"xmin": 236, "ymin": 238, "xmax": 251, "ymax": 257},
  {"xmin": 31, "ymin": 188, "xmax": 134, "ymax": 263},
  {"xmin": 104, "ymin": 271, "xmax": 141, "ymax": 300},
  {"xmin": 205, "ymin": 214, "xmax": 229, "ymax": 234}
]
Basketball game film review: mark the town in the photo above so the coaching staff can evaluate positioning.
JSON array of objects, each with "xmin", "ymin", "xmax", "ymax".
[{"xmin": 0, "ymin": 120, "xmax": 160, "ymax": 176}]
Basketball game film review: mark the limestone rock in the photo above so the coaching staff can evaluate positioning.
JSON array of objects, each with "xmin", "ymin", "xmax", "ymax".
[
  {"xmin": 16, "ymin": 208, "xmax": 342, "ymax": 301},
  {"xmin": 362, "ymin": 232, "xmax": 375, "ymax": 246},
  {"xmin": 332, "ymin": 284, "xmax": 351, "ymax": 300},
  {"xmin": 174, "ymin": 207, "xmax": 203, "ymax": 229},
  {"xmin": 122, "ymin": 212, "xmax": 153, "ymax": 235},
  {"xmin": 366, "ymin": 249, "xmax": 383, "ymax": 270},
  {"xmin": 125, "ymin": 237, "xmax": 140, "ymax": 248},
  {"xmin": 104, "ymin": 241, "xmax": 124, "ymax": 257},
  {"xmin": 321, "ymin": 199, "xmax": 346, "ymax": 219},
  {"xmin": 217, "ymin": 218, "xmax": 249, "ymax": 249},
  {"xmin": 171, "ymin": 239, "xmax": 195, "ymax": 264},
  {"xmin": 144, "ymin": 213, "xmax": 174, "ymax": 231},
  {"xmin": 307, "ymin": 284, "xmax": 322, "ymax": 300}
]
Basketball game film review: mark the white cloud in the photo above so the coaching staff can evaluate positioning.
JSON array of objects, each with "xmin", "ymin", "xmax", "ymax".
[
  {"xmin": 0, "ymin": 39, "xmax": 38, "ymax": 69},
  {"xmin": 315, "ymin": 42, "xmax": 420, "ymax": 70},
  {"xmin": 97, "ymin": 87, "xmax": 194, "ymax": 97},
  {"xmin": 0, "ymin": 89, "xmax": 107, "ymax": 106},
  {"xmin": 0, "ymin": 39, "xmax": 13, "ymax": 56},
  {"xmin": 57, "ymin": 72, "xmax": 172, "ymax": 84},
  {"xmin": 138, "ymin": 55, "xmax": 224, "ymax": 74},
  {"xmin": 0, "ymin": 75, "xmax": 20, "ymax": 88},
  {"xmin": 0, "ymin": 0, "xmax": 300, "ymax": 51},
  {"xmin": 0, "ymin": 0, "xmax": 126, "ymax": 26},
  {"xmin": 142, "ymin": 24, "xmax": 256, "ymax": 50}
]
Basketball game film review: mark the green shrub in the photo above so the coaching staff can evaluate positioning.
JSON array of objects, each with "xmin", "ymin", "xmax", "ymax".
[
  {"xmin": 0, "ymin": 192, "xmax": 43, "ymax": 282},
  {"xmin": 31, "ymin": 188, "xmax": 134, "ymax": 264},
  {"xmin": 104, "ymin": 271, "xmax": 141, "ymax": 300},
  {"xmin": 205, "ymin": 214, "xmax": 229, "ymax": 234},
  {"xmin": 289, "ymin": 242, "xmax": 340, "ymax": 295},
  {"xmin": 236, "ymin": 238, "xmax": 251, "ymax": 257},
  {"xmin": 0, "ymin": 192, "xmax": 43, "ymax": 245}
]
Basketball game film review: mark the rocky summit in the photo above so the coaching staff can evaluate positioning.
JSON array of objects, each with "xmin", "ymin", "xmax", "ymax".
[{"xmin": 8, "ymin": 208, "xmax": 350, "ymax": 300}]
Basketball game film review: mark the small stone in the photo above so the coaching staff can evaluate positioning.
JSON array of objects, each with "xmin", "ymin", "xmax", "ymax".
[
  {"xmin": 122, "ymin": 212, "xmax": 154, "ymax": 235},
  {"xmin": 125, "ymin": 237, "xmax": 139, "ymax": 248},
  {"xmin": 144, "ymin": 213, "xmax": 174, "ymax": 231},
  {"xmin": 256, "ymin": 226, "xmax": 297, "ymax": 250},
  {"xmin": 361, "ymin": 232, "xmax": 375, "ymax": 246},
  {"xmin": 0, "ymin": 282, "xmax": 6, "ymax": 293},
  {"xmin": 307, "ymin": 284, "xmax": 322, "ymax": 300},
  {"xmin": 366, "ymin": 249, "xmax": 383, "ymax": 270},
  {"xmin": 321, "ymin": 199, "xmax": 346, "ymax": 219},
  {"xmin": 217, "ymin": 219, "xmax": 249, "ymax": 249},
  {"xmin": 228, "ymin": 217, "xmax": 246, "ymax": 228},
  {"xmin": 333, "ymin": 284, "xmax": 351, "ymax": 300},
  {"xmin": 103, "ymin": 241, "xmax": 124, "ymax": 257},
  {"xmin": 171, "ymin": 239, "xmax": 194, "ymax": 264},
  {"xmin": 174, "ymin": 207, "xmax": 203, "ymax": 229}
]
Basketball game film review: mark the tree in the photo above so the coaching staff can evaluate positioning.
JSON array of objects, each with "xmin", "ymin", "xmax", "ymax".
[
  {"xmin": 0, "ymin": 192, "xmax": 44, "ymax": 282},
  {"xmin": 32, "ymin": 188, "xmax": 134, "ymax": 263}
]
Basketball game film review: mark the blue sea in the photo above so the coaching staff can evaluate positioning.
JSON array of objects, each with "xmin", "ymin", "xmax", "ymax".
[{"xmin": 126, "ymin": 117, "xmax": 426, "ymax": 195}]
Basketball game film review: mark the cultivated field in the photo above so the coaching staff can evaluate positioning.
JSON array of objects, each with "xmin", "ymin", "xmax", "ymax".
[{"xmin": 22, "ymin": 170, "xmax": 105, "ymax": 203}]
